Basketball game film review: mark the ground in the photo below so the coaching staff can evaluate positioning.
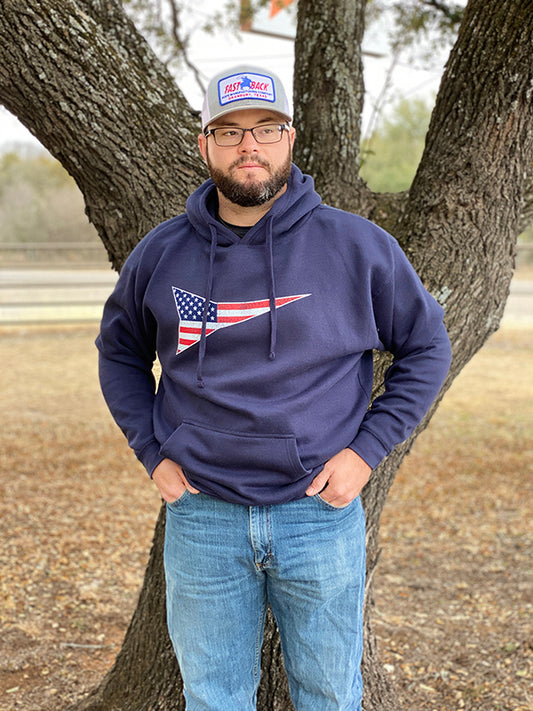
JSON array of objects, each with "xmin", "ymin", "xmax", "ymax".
[
  {"xmin": 373, "ymin": 325, "xmax": 533, "ymax": 709},
  {"xmin": 0, "ymin": 324, "xmax": 531, "ymax": 711}
]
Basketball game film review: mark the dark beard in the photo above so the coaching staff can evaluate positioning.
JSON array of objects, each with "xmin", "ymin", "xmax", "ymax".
[{"xmin": 207, "ymin": 153, "xmax": 292, "ymax": 207}]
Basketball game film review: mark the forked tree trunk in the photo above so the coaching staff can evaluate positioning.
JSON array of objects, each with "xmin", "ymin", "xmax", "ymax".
[{"xmin": 0, "ymin": 0, "xmax": 532, "ymax": 709}]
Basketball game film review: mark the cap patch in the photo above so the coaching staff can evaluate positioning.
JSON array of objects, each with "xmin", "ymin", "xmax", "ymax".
[{"xmin": 218, "ymin": 72, "xmax": 276, "ymax": 108}]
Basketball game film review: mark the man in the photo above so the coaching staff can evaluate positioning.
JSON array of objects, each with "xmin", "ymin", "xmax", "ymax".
[{"xmin": 96, "ymin": 64, "xmax": 452, "ymax": 710}]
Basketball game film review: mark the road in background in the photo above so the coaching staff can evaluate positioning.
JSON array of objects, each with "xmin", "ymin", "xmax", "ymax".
[
  {"xmin": 0, "ymin": 268, "xmax": 532, "ymax": 327},
  {"xmin": 0, "ymin": 269, "xmax": 117, "ymax": 324}
]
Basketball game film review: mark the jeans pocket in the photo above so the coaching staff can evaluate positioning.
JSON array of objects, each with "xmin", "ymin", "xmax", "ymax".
[
  {"xmin": 314, "ymin": 493, "xmax": 354, "ymax": 511},
  {"xmin": 166, "ymin": 489, "xmax": 191, "ymax": 510}
]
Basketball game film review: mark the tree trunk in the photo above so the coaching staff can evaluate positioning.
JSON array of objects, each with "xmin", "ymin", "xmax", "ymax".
[
  {"xmin": 1, "ymin": 0, "xmax": 532, "ymax": 709},
  {"xmin": 292, "ymin": 0, "xmax": 372, "ymax": 213}
]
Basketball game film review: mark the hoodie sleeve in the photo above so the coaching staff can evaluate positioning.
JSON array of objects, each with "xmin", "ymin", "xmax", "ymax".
[
  {"xmin": 95, "ymin": 245, "xmax": 163, "ymax": 476},
  {"xmin": 348, "ymin": 237, "xmax": 452, "ymax": 469}
]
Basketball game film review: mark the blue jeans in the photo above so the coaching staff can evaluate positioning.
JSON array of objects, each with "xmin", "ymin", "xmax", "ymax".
[{"xmin": 164, "ymin": 492, "xmax": 366, "ymax": 710}]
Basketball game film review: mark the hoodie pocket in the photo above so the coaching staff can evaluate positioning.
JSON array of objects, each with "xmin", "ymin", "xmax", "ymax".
[{"xmin": 160, "ymin": 420, "xmax": 311, "ymax": 489}]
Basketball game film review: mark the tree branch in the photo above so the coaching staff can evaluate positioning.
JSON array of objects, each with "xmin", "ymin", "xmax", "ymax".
[
  {"xmin": 166, "ymin": 0, "xmax": 206, "ymax": 94},
  {"xmin": 0, "ymin": 0, "xmax": 206, "ymax": 269},
  {"xmin": 420, "ymin": 0, "xmax": 464, "ymax": 24},
  {"xmin": 292, "ymin": 0, "xmax": 373, "ymax": 213},
  {"xmin": 400, "ymin": 0, "xmax": 533, "ymax": 362}
]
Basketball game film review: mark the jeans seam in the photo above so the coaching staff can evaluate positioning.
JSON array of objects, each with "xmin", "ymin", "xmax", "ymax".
[{"xmin": 253, "ymin": 594, "xmax": 267, "ymax": 686}]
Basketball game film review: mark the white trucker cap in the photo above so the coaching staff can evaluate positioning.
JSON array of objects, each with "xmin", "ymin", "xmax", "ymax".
[{"xmin": 201, "ymin": 64, "xmax": 292, "ymax": 129}]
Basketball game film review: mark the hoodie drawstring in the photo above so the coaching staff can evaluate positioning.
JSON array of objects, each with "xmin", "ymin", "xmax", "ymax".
[
  {"xmin": 266, "ymin": 217, "xmax": 277, "ymax": 361},
  {"xmin": 196, "ymin": 218, "xmax": 278, "ymax": 386},
  {"xmin": 197, "ymin": 225, "xmax": 217, "ymax": 388}
]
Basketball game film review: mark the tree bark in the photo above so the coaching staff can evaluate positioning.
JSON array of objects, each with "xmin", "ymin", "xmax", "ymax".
[
  {"xmin": 362, "ymin": 2, "xmax": 533, "ymax": 705},
  {"xmin": 0, "ymin": 0, "xmax": 205, "ymax": 270},
  {"xmin": 1, "ymin": 0, "xmax": 533, "ymax": 709},
  {"xmin": 292, "ymin": 0, "xmax": 372, "ymax": 213},
  {"xmin": 401, "ymin": 0, "xmax": 533, "ymax": 368}
]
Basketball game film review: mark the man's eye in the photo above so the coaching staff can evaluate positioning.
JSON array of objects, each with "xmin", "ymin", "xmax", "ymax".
[
  {"xmin": 220, "ymin": 129, "xmax": 240, "ymax": 138},
  {"xmin": 258, "ymin": 126, "xmax": 276, "ymax": 136}
]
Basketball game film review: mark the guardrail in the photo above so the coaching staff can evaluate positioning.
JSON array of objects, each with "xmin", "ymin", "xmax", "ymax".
[
  {"xmin": 0, "ymin": 268, "xmax": 118, "ymax": 324},
  {"xmin": 0, "ymin": 244, "xmax": 532, "ymax": 325},
  {"xmin": 0, "ymin": 241, "xmax": 108, "ymax": 269},
  {"xmin": 2, "ymin": 241, "xmax": 531, "ymax": 261},
  {"xmin": 0, "ymin": 241, "xmax": 103, "ymax": 251}
]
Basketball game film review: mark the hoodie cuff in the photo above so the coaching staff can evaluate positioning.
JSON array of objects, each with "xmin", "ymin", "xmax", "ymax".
[
  {"xmin": 348, "ymin": 428, "xmax": 390, "ymax": 470},
  {"xmin": 137, "ymin": 441, "xmax": 165, "ymax": 478}
]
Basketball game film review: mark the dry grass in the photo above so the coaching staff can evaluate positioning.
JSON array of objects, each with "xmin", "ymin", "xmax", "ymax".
[
  {"xmin": 0, "ymin": 324, "xmax": 531, "ymax": 710},
  {"xmin": 0, "ymin": 325, "xmax": 160, "ymax": 710},
  {"xmin": 374, "ymin": 327, "xmax": 533, "ymax": 710}
]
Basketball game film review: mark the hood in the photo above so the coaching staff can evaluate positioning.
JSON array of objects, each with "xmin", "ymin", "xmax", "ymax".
[
  {"xmin": 186, "ymin": 164, "xmax": 322, "ymax": 246},
  {"xmin": 184, "ymin": 164, "xmax": 322, "ymax": 387}
]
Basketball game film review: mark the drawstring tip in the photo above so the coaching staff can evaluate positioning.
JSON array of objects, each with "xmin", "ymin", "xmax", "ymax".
[
  {"xmin": 269, "ymin": 351, "xmax": 276, "ymax": 361},
  {"xmin": 196, "ymin": 377, "xmax": 205, "ymax": 389}
]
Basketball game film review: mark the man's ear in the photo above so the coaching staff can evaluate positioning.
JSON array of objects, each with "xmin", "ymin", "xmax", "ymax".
[
  {"xmin": 198, "ymin": 133, "xmax": 208, "ymax": 162},
  {"xmin": 289, "ymin": 126, "xmax": 296, "ymax": 148}
]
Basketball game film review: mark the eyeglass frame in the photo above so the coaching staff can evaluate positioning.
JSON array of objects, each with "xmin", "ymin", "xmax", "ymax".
[{"xmin": 203, "ymin": 123, "xmax": 290, "ymax": 147}]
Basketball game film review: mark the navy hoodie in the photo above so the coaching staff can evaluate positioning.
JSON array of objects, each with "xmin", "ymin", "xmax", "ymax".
[{"xmin": 96, "ymin": 165, "xmax": 451, "ymax": 505}]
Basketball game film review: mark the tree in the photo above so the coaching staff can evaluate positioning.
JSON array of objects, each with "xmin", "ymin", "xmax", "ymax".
[{"xmin": 1, "ymin": 0, "xmax": 532, "ymax": 708}]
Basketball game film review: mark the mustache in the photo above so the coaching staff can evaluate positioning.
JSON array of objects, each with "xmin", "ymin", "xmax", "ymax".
[{"xmin": 229, "ymin": 157, "xmax": 270, "ymax": 170}]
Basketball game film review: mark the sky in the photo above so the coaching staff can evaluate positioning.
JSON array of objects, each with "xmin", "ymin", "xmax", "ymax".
[{"xmin": 0, "ymin": 2, "xmax": 448, "ymax": 152}]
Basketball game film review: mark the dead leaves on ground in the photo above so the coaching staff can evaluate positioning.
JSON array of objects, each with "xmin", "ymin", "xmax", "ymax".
[{"xmin": 0, "ymin": 326, "xmax": 532, "ymax": 710}]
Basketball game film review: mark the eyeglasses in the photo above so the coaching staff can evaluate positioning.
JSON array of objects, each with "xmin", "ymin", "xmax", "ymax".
[{"xmin": 204, "ymin": 123, "xmax": 290, "ymax": 147}]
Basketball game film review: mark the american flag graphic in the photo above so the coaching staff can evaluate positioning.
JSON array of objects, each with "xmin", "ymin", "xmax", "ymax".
[{"xmin": 172, "ymin": 287, "xmax": 310, "ymax": 354}]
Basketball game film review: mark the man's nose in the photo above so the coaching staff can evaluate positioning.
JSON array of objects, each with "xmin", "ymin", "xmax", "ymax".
[{"xmin": 238, "ymin": 129, "xmax": 259, "ymax": 151}]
